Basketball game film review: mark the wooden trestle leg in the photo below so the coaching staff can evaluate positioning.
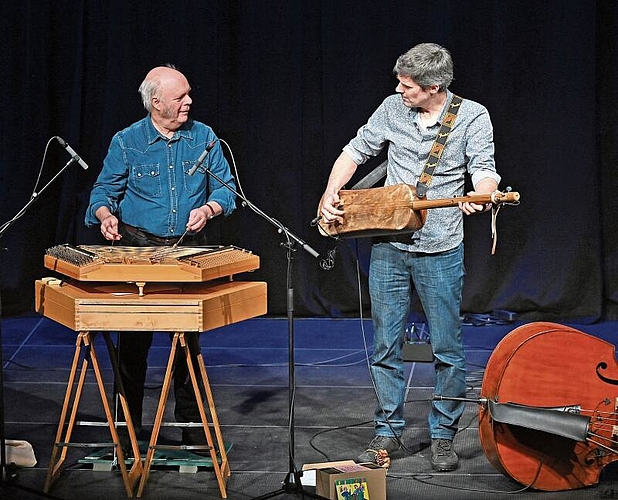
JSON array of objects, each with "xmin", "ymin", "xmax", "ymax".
[
  {"xmin": 136, "ymin": 332, "xmax": 230, "ymax": 498},
  {"xmin": 44, "ymin": 331, "xmax": 143, "ymax": 497}
]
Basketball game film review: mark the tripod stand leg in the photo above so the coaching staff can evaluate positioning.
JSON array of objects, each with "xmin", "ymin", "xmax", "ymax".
[
  {"xmin": 90, "ymin": 333, "xmax": 139, "ymax": 497},
  {"xmin": 103, "ymin": 333, "xmax": 143, "ymax": 492},
  {"xmin": 136, "ymin": 332, "xmax": 178, "ymax": 498},
  {"xmin": 137, "ymin": 332, "xmax": 230, "ymax": 498},
  {"xmin": 182, "ymin": 333, "xmax": 230, "ymax": 494},
  {"xmin": 44, "ymin": 332, "xmax": 89, "ymax": 492},
  {"xmin": 252, "ymin": 247, "xmax": 329, "ymax": 500},
  {"xmin": 44, "ymin": 332, "xmax": 141, "ymax": 497}
]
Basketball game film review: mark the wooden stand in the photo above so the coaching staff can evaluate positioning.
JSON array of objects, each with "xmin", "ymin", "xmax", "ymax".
[
  {"xmin": 44, "ymin": 331, "xmax": 142, "ymax": 497},
  {"xmin": 35, "ymin": 278, "xmax": 267, "ymax": 498},
  {"xmin": 136, "ymin": 332, "xmax": 230, "ymax": 498}
]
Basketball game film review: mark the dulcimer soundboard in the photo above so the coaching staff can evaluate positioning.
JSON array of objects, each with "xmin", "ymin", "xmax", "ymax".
[{"xmin": 44, "ymin": 244, "xmax": 260, "ymax": 295}]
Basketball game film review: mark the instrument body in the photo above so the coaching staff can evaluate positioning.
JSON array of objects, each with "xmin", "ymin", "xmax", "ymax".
[
  {"xmin": 44, "ymin": 245, "xmax": 259, "ymax": 294},
  {"xmin": 318, "ymin": 184, "xmax": 519, "ymax": 238},
  {"xmin": 39, "ymin": 243, "xmax": 267, "ymax": 325},
  {"xmin": 479, "ymin": 322, "xmax": 618, "ymax": 490},
  {"xmin": 319, "ymin": 184, "xmax": 425, "ymax": 238}
]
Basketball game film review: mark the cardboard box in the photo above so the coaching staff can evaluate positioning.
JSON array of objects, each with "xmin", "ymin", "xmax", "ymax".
[{"xmin": 302, "ymin": 460, "xmax": 386, "ymax": 500}]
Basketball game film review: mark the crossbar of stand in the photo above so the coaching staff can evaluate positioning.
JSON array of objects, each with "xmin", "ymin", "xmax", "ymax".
[
  {"xmin": 44, "ymin": 331, "xmax": 143, "ymax": 497},
  {"xmin": 136, "ymin": 332, "xmax": 230, "ymax": 498}
]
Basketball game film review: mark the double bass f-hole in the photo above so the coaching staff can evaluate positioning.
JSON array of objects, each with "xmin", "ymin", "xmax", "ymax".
[{"xmin": 596, "ymin": 362, "xmax": 618, "ymax": 386}]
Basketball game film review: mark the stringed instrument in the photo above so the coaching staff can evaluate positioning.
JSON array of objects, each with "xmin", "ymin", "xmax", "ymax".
[
  {"xmin": 317, "ymin": 183, "xmax": 520, "ymax": 238},
  {"xmin": 479, "ymin": 322, "xmax": 618, "ymax": 491}
]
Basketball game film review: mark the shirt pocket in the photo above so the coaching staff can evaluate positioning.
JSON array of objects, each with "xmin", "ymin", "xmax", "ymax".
[
  {"xmin": 182, "ymin": 160, "xmax": 205, "ymax": 194},
  {"xmin": 131, "ymin": 163, "xmax": 162, "ymax": 198}
]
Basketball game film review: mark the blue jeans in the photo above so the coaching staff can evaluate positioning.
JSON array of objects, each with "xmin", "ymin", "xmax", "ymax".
[{"xmin": 368, "ymin": 242, "xmax": 466, "ymax": 440}]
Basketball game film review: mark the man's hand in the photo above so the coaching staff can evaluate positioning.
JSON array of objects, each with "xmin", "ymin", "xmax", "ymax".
[
  {"xmin": 459, "ymin": 178, "xmax": 498, "ymax": 215},
  {"xmin": 319, "ymin": 191, "xmax": 345, "ymax": 224},
  {"xmin": 458, "ymin": 192, "xmax": 492, "ymax": 215},
  {"xmin": 96, "ymin": 207, "xmax": 121, "ymax": 241},
  {"xmin": 186, "ymin": 206, "xmax": 210, "ymax": 232},
  {"xmin": 186, "ymin": 202, "xmax": 221, "ymax": 232}
]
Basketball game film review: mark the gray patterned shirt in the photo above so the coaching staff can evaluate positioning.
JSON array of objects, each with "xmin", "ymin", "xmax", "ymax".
[{"xmin": 343, "ymin": 90, "xmax": 501, "ymax": 253}]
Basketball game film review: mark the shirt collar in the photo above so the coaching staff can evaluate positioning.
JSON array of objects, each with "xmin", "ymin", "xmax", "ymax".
[
  {"xmin": 409, "ymin": 89, "xmax": 453, "ymax": 127},
  {"xmin": 144, "ymin": 115, "xmax": 194, "ymax": 144}
]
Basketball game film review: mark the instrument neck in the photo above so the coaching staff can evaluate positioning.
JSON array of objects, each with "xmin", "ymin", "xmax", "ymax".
[{"xmin": 412, "ymin": 193, "xmax": 493, "ymax": 210}]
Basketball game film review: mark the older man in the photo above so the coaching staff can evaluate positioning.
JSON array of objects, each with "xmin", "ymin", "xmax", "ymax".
[{"xmin": 85, "ymin": 65, "xmax": 236, "ymax": 448}]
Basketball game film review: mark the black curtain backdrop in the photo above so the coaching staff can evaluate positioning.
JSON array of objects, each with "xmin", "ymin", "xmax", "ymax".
[{"xmin": 1, "ymin": 0, "xmax": 617, "ymax": 322}]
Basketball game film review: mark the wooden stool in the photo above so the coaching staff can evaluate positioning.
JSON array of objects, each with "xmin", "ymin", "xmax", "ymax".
[
  {"xmin": 136, "ymin": 332, "xmax": 230, "ymax": 498},
  {"xmin": 44, "ymin": 331, "xmax": 143, "ymax": 497}
]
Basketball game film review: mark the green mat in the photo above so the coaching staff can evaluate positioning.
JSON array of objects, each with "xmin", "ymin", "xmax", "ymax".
[{"xmin": 78, "ymin": 441, "xmax": 233, "ymax": 468}]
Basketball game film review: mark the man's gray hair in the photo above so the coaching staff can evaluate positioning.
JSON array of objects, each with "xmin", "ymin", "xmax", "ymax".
[
  {"xmin": 138, "ymin": 63, "xmax": 178, "ymax": 112},
  {"xmin": 393, "ymin": 43, "xmax": 453, "ymax": 91}
]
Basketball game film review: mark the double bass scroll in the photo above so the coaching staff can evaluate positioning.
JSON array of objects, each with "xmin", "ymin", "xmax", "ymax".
[{"xmin": 317, "ymin": 183, "xmax": 520, "ymax": 238}]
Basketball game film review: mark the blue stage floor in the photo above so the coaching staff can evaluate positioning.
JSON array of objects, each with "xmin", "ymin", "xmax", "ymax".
[{"xmin": 2, "ymin": 314, "xmax": 618, "ymax": 499}]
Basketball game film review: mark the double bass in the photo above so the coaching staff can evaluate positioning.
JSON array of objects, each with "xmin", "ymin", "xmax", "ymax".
[{"xmin": 479, "ymin": 322, "xmax": 618, "ymax": 491}]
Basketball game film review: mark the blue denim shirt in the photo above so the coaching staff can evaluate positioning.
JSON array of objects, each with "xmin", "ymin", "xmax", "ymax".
[{"xmin": 85, "ymin": 116, "xmax": 236, "ymax": 237}]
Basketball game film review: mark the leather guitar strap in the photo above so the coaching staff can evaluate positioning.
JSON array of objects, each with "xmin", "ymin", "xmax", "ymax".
[{"xmin": 415, "ymin": 94, "xmax": 463, "ymax": 199}]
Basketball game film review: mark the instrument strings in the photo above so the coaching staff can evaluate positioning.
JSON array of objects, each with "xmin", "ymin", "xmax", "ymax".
[
  {"xmin": 151, "ymin": 245, "xmax": 186, "ymax": 262},
  {"xmin": 564, "ymin": 405, "xmax": 618, "ymax": 456}
]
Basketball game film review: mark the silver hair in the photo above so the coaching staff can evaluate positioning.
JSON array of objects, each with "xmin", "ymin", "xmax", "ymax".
[
  {"xmin": 138, "ymin": 63, "xmax": 179, "ymax": 112},
  {"xmin": 393, "ymin": 43, "xmax": 453, "ymax": 91}
]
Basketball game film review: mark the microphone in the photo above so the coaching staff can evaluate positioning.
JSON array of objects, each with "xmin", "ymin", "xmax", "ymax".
[
  {"xmin": 188, "ymin": 139, "xmax": 218, "ymax": 176},
  {"xmin": 55, "ymin": 136, "xmax": 89, "ymax": 170}
]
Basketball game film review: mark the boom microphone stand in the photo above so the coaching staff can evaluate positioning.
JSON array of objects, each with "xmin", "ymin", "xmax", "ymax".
[
  {"xmin": 0, "ymin": 146, "xmax": 86, "ymax": 499},
  {"xmin": 194, "ymin": 157, "xmax": 326, "ymax": 499}
]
